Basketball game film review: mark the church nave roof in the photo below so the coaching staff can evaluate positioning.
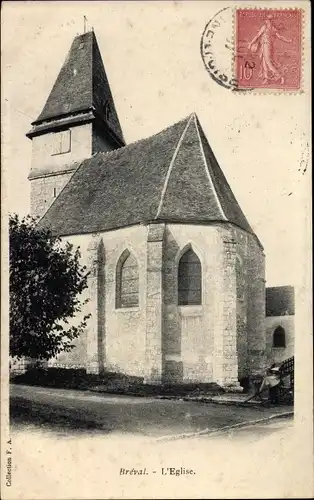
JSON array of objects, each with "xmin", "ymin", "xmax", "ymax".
[{"xmin": 38, "ymin": 113, "xmax": 254, "ymax": 237}]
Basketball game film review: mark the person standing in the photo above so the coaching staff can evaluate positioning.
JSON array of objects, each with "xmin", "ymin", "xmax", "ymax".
[{"xmin": 259, "ymin": 366, "xmax": 281, "ymax": 404}]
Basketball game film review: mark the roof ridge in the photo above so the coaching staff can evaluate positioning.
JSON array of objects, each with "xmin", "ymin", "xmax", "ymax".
[
  {"xmin": 195, "ymin": 115, "xmax": 255, "ymax": 236},
  {"xmin": 92, "ymin": 113, "xmax": 194, "ymax": 161},
  {"xmin": 155, "ymin": 114, "xmax": 194, "ymax": 219},
  {"xmin": 193, "ymin": 114, "xmax": 227, "ymax": 221}
]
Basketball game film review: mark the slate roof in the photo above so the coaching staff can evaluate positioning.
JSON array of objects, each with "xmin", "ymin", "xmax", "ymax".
[
  {"xmin": 28, "ymin": 31, "xmax": 124, "ymax": 145},
  {"xmin": 266, "ymin": 286, "xmax": 295, "ymax": 316},
  {"xmin": 38, "ymin": 113, "xmax": 256, "ymax": 238}
]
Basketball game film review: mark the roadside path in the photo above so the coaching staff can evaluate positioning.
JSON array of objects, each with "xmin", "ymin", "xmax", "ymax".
[{"xmin": 10, "ymin": 384, "xmax": 293, "ymax": 438}]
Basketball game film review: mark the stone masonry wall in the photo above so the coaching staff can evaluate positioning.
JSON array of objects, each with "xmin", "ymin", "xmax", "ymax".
[
  {"xmin": 227, "ymin": 225, "xmax": 266, "ymax": 379},
  {"xmin": 145, "ymin": 224, "xmax": 165, "ymax": 383},
  {"xmin": 103, "ymin": 227, "xmax": 147, "ymax": 377},
  {"xmin": 54, "ymin": 226, "xmax": 148, "ymax": 377},
  {"xmin": 29, "ymin": 123, "xmax": 93, "ymax": 218},
  {"xmin": 219, "ymin": 235, "xmax": 240, "ymax": 388},
  {"xmin": 162, "ymin": 222, "xmax": 263, "ymax": 387},
  {"xmin": 246, "ymin": 234, "xmax": 266, "ymax": 374},
  {"xmin": 84, "ymin": 237, "xmax": 106, "ymax": 374},
  {"xmin": 163, "ymin": 224, "xmax": 229, "ymax": 385},
  {"xmin": 48, "ymin": 222, "xmax": 265, "ymax": 385},
  {"xmin": 30, "ymin": 123, "xmax": 93, "ymax": 178},
  {"xmin": 30, "ymin": 172, "xmax": 74, "ymax": 218},
  {"xmin": 29, "ymin": 122, "xmax": 119, "ymax": 219},
  {"xmin": 234, "ymin": 232, "xmax": 249, "ymax": 380}
]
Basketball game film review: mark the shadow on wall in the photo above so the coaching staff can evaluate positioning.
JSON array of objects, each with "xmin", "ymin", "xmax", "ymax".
[
  {"xmin": 97, "ymin": 238, "xmax": 106, "ymax": 373},
  {"xmin": 162, "ymin": 229, "xmax": 181, "ymax": 383}
]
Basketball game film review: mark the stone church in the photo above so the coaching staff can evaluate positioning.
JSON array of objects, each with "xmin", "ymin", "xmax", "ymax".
[{"xmin": 26, "ymin": 31, "xmax": 266, "ymax": 389}]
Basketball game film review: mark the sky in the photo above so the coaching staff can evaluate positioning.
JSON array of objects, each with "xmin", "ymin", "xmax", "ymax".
[{"xmin": 2, "ymin": 0, "xmax": 311, "ymax": 287}]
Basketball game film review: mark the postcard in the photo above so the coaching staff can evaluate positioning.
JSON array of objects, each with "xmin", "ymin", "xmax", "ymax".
[{"xmin": 1, "ymin": 1, "xmax": 312, "ymax": 498}]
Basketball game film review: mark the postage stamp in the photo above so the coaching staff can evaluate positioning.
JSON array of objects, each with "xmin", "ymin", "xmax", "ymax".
[
  {"xmin": 201, "ymin": 7, "xmax": 303, "ymax": 93},
  {"xmin": 235, "ymin": 9, "xmax": 303, "ymax": 91}
]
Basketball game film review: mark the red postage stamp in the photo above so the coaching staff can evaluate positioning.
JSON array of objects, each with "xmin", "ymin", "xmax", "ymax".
[{"xmin": 235, "ymin": 9, "xmax": 302, "ymax": 91}]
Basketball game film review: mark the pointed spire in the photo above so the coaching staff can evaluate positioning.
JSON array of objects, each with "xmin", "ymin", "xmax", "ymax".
[{"xmin": 28, "ymin": 31, "xmax": 125, "ymax": 146}]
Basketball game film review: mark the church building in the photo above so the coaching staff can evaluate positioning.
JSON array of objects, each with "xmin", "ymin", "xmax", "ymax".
[{"xmin": 27, "ymin": 31, "xmax": 266, "ymax": 389}]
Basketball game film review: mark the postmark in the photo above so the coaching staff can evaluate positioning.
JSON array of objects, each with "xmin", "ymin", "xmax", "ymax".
[
  {"xmin": 201, "ymin": 7, "xmax": 239, "ymax": 91},
  {"xmin": 235, "ymin": 9, "xmax": 303, "ymax": 91}
]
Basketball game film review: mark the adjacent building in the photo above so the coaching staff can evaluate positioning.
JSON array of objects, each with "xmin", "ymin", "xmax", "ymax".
[{"xmin": 265, "ymin": 286, "xmax": 295, "ymax": 364}]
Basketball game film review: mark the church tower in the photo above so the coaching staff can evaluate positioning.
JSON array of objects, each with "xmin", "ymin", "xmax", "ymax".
[{"xmin": 27, "ymin": 31, "xmax": 125, "ymax": 218}]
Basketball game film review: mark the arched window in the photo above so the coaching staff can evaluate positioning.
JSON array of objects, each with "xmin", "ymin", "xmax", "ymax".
[
  {"xmin": 178, "ymin": 248, "xmax": 202, "ymax": 306},
  {"xmin": 116, "ymin": 250, "xmax": 139, "ymax": 308},
  {"xmin": 273, "ymin": 326, "xmax": 286, "ymax": 348}
]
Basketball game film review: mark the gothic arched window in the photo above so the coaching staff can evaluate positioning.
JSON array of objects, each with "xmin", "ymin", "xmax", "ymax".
[
  {"xmin": 273, "ymin": 326, "xmax": 286, "ymax": 348},
  {"xmin": 116, "ymin": 250, "xmax": 139, "ymax": 308},
  {"xmin": 178, "ymin": 248, "xmax": 202, "ymax": 306}
]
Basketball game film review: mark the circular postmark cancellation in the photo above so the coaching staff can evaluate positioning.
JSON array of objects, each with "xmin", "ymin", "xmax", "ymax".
[
  {"xmin": 201, "ymin": 7, "xmax": 240, "ymax": 91},
  {"xmin": 201, "ymin": 7, "xmax": 303, "ymax": 92}
]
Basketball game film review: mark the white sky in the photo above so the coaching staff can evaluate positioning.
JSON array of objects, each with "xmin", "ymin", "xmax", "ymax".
[{"xmin": 1, "ymin": 0, "xmax": 311, "ymax": 287}]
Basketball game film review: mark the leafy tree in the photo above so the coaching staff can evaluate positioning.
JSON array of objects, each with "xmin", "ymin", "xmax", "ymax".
[{"xmin": 9, "ymin": 214, "xmax": 90, "ymax": 360}]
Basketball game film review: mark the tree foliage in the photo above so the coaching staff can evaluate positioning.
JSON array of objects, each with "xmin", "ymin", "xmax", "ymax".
[{"xmin": 9, "ymin": 214, "xmax": 90, "ymax": 360}]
